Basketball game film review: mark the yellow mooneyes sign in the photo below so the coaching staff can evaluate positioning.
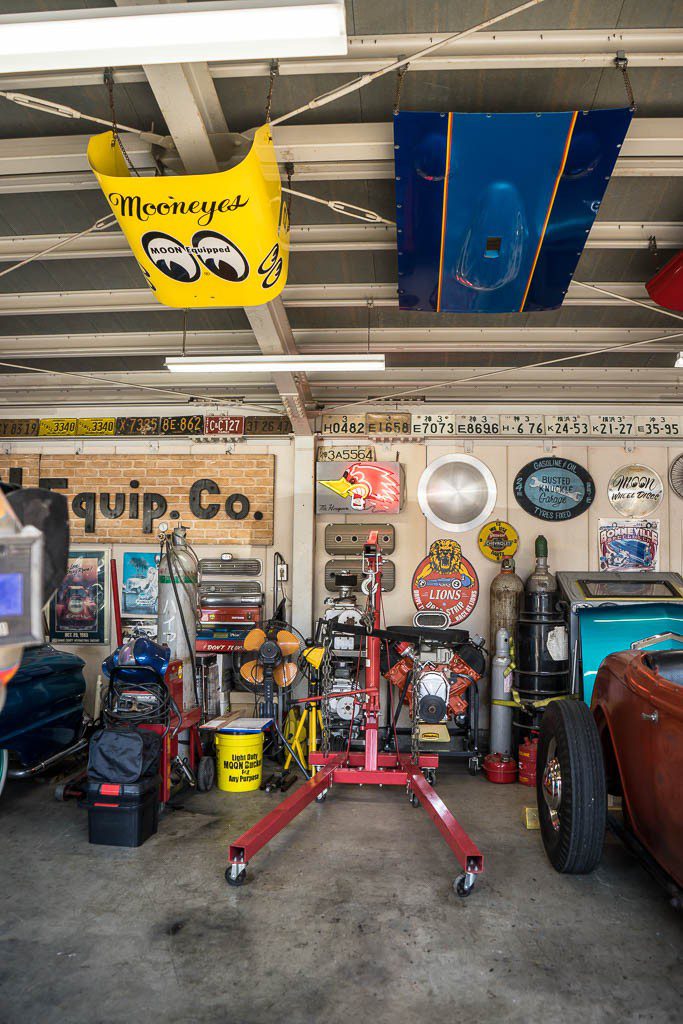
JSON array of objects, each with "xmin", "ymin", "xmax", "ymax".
[{"xmin": 87, "ymin": 125, "xmax": 289, "ymax": 308}]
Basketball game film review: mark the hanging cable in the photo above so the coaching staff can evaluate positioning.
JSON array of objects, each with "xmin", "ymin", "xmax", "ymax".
[
  {"xmin": 282, "ymin": 186, "xmax": 394, "ymax": 225},
  {"xmin": 614, "ymin": 51, "xmax": 636, "ymax": 110},
  {"xmin": 0, "ymin": 215, "xmax": 117, "ymax": 280},
  {"xmin": 572, "ymin": 280, "xmax": 683, "ymax": 323},
  {"xmin": 0, "ymin": 358, "xmax": 259, "ymax": 406},
  {"xmin": 322, "ymin": 327, "xmax": 683, "ymax": 413},
  {"xmin": 269, "ymin": 0, "xmax": 546, "ymax": 127},
  {"xmin": 0, "ymin": 89, "xmax": 169, "ymax": 148}
]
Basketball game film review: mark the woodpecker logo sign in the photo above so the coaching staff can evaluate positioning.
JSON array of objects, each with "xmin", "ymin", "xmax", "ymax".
[{"xmin": 88, "ymin": 124, "xmax": 288, "ymax": 307}]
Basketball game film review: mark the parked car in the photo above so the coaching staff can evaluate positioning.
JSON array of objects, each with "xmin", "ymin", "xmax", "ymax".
[{"xmin": 536, "ymin": 648, "xmax": 682, "ymax": 905}]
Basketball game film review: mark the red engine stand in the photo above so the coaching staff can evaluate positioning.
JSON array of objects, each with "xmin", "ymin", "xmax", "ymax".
[{"xmin": 226, "ymin": 538, "xmax": 484, "ymax": 896}]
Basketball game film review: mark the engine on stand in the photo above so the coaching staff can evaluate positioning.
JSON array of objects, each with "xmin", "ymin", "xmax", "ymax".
[
  {"xmin": 384, "ymin": 627, "xmax": 486, "ymax": 772},
  {"xmin": 316, "ymin": 571, "xmax": 366, "ymax": 745}
]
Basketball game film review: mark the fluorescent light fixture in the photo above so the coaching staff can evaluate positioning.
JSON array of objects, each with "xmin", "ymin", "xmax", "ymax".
[
  {"xmin": 0, "ymin": 1, "xmax": 347, "ymax": 74},
  {"xmin": 166, "ymin": 354, "xmax": 385, "ymax": 374}
]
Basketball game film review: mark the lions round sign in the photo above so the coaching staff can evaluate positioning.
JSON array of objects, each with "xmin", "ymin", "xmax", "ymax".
[{"xmin": 411, "ymin": 539, "xmax": 479, "ymax": 625}]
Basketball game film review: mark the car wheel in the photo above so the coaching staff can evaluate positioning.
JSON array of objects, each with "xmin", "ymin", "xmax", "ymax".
[
  {"xmin": 537, "ymin": 700, "xmax": 606, "ymax": 874},
  {"xmin": 0, "ymin": 749, "xmax": 8, "ymax": 799}
]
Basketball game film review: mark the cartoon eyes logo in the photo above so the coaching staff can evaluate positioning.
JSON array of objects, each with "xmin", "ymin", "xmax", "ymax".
[
  {"xmin": 142, "ymin": 232, "xmax": 201, "ymax": 283},
  {"xmin": 141, "ymin": 230, "xmax": 283, "ymax": 289},
  {"xmin": 258, "ymin": 244, "xmax": 283, "ymax": 289},
  {"xmin": 191, "ymin": 230, "xmax": 249, "ymax": 282}
]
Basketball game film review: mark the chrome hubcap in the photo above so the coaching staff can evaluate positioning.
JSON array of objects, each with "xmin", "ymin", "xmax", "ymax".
[{"xmin": 542, "ymin": 738, "xmax": 562, "ymax": 832}]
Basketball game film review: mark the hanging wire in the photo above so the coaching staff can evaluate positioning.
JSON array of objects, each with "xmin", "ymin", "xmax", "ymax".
[
  {"xmin": 105, "ymin": 67, "xmax": 139, "ymax": 175},
  {"xmin": 614, "ymin": 51, "xmax": 636, "ymax": 110},
  {"xmin": 322, "ymin": 327, "xmax": 683, "ymax": 414},
  {"xmin": 181, "ymin": 309, "xmax": 188, "ymax": 357},
  {"xmin": 393, "ymin": 62, "xmax": 410, "ymax": 116},
  {"xmin": 265, "ymin": 60, "xmax": 279, "ymax": 122},
  {"xmin": 366, "ymin": 298, "xmax": 374, "ymax": 354},
  {"xmin": 0, "ymin": 215, "xmax": 117, "ymax": 280},
  {"xmin": 268, "ymin": 0, "xmax": 546, "ymax": 127},
  {"xmin": 0, "ymin": 89, "xmax": 169, "ymax": 147},
  {"xmin": 282, "ymin": 186, "xmax": 394, "ymax": 225}
]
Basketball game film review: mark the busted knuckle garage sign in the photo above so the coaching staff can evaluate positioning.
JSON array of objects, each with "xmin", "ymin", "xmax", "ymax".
[
  {"xmin": 514, "ymin": 457, "xmax": 595, "ymax": 522},
  {"xmin": 88, "ymin": 125, "xmax": 289, "ymax": 308}
]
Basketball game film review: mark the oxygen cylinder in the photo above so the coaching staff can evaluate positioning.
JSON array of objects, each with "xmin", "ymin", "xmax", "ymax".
[
  {"xmin": 490, "ymin": 628, "xmax": 513, "ymax": 755},
  {"xmin": 489, "ymin": 557, "xmax": 524, "ymax": 657},
  {"xmin": 157, "ymin": 527, "xmax": 198, "ymax": 710},
  {"xmin": 514, "ymin": 536, "xmax": 569, "ymax": 740}
]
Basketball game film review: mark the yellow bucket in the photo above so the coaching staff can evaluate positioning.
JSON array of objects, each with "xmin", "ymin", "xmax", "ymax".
[{"xmin": 216, "ymin": 730, "xmax": 264, "ymax": 792}]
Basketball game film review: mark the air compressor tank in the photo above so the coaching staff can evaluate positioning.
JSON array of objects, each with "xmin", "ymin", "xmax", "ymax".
[
  {"xmin": 514, "ymin": 536, "xmax": 569, "ymax": 740},
  {"xmin": 157, "ymin": 526, "xmax": 198, "ymax": 710}
]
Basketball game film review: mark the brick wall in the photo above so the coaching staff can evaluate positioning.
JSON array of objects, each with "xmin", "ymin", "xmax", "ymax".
[{"xmin": 0, "ymin": 453, "xmax": 274, "ymax": 544}]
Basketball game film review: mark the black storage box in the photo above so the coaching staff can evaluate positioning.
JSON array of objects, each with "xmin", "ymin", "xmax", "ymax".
[{"xmin": 81, "ymin": 775, "xmax": 161, "ymax": 848}]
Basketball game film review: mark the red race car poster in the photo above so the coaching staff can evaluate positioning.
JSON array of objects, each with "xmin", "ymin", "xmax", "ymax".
[
  {"xmin": 412, "ymin": 539, "xmax": 479, "ymax": 625},
  {"xmin": 49, "ymin": 549, "xmax": 108, "ymax": 644}
]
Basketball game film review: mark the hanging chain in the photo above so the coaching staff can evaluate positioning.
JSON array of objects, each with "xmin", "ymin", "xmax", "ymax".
[
  {"xmin": 393, "ymin": 61, "xmax": 410, "ymax": 116},
  {"xmin": 104, "ymin": 67, "xmax": 139, "ymax": 175},
  {"xmin": 410, "ymin": 677, "xmax": 420, "ymax": 765},
  {"xmin": 321, "ymin": 645, "xmax": 332, "ymax": 756},
  {"xmin": 265, "ymin": 59, "xmax": 279, "ymax": 122},
  {"xmin": 614, "ymin": 51, "xmax": 636, "ymax": 110}
]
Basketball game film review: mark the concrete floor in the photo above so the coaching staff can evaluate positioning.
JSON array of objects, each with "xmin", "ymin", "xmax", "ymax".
[{"xmin": 0, "ymin": 763, "xmax": 681, "ymax": 1024}]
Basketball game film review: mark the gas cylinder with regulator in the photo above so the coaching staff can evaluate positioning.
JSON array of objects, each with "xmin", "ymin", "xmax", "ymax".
[
  {"xmin": 157, "ymin": 524, "xmax": 199, "ymax": 719},
  {"xmin": 514, "ymin": 536, "xmax": 569, "ymax": 741}
]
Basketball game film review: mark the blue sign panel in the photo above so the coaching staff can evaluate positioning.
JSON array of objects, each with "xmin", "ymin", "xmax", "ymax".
[
  {"xmin": 514, "ymin": 457, "xmax": 595, "ymax": 521},
  {"xmin": 394, "ymin": 107, "xmax": 632, "ymax": 313}
]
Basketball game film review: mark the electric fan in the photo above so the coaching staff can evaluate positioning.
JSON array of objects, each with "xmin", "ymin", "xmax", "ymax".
[{"xmin": 239, "ymin": 621, "xmax": 304, "ymax": 718}]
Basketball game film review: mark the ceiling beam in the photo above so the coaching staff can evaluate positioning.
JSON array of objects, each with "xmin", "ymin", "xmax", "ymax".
[
  {"xmin": 0, "ymin": 119, "xmax": 679, "ymax": 193},
  {"xmin": 1, "ymin": 327, "xmax": 681, "ymax": 360},
  {"xmin": 0, "ymin": 221, "xmax": 680, "ymax": 262},
  {"xmin": 0, "ymin": 367, "xmax": 679, "ymax": 409},
  {"xmin": 0, "ymin": 281, "xmax": 655, "ymax": 315},
  {"xmin": 1, "ymin": 28, "xmax": 681, "ymax": 90}
]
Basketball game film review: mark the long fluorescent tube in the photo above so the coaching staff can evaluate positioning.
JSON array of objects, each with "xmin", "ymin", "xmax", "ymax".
[
  {"xmin": 166, "ymin": 354, "xmax": 385, "ymax": 374},
  {"xmin": 0, "ymin": 1, "xmax": 347, "ymax": 74}
]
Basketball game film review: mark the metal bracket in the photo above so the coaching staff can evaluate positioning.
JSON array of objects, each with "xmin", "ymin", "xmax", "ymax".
[
  {"xmin": 543, "ymin": 438, "xmax": 554, "ymax": 453},
  {"xmin": 624, "ymin": 441, "xmax": 635, "ymax": 453},
  {"xmin": 463, "ymin": 440, "xmax": 474, "ymax": 453}
]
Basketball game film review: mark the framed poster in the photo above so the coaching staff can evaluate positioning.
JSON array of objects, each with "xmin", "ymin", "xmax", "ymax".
[
  {"xmin": 598, "ymin": 520, "xmax": 660, "ymax": 572},
  {"xmin": 121, "ymin": 551, "xmax": 160, "ymax": 619},
  {"xmin": 49, "ymin": 549, "xmax": 109, "ymax": 644}
]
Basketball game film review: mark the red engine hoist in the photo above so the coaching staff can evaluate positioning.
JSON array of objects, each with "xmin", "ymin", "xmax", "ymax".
[{"xmin": 225, "ymin": 533, "xmax": 484, "ymax": 896}]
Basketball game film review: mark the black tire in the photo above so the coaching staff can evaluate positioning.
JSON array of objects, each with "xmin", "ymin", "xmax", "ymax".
[
  {"xmin": 197, "ymin": 756, "xmax": 215, "ymax": 792},
  {"xmin": 537, "ymin": 700, "xmax": 606, "ymax": 874}
]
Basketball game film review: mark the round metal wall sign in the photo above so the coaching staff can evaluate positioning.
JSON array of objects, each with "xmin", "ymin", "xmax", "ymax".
[
  {"xmin": 608, "ymin": 464, "xmax": 663, "ymax": 518},
  {"xmin": 477, "ymin": 520, "xmax": 519, "ymax": 561},
  {"xmin": 669, "ymin": 453, "xmax": 683, "ymax": 500},
  {"xmin": 513, "ymin": 457, "xmax": 595, "ymax": 522},
  {"xmin": 412, "ymin": 540, "xmax": 479, "ymax": 625},
  {"xmin": 417, "ymin": 454, "xmax": 497, "ymax": 534}
]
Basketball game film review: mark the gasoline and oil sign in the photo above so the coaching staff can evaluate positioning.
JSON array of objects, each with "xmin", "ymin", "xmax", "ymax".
[
  {"xmin": 411, "ymin": 540, "xmax": 479, "ymax": 626},
  {"xmin": 477, "ymin": 520, "xmax": 519, "ymax": 561},
  {"xmin": 88, "ymin": 124, "xmax": 289, "ymax": 308},
  {"xmin": 513, "ymin": 457, "xmax": 595, "ymax": 522}
]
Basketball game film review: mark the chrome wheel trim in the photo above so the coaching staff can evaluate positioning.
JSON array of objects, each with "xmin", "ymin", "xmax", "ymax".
[{"xmin": 542, "ymin": 737, "xmax": 562, "ymax": 832}]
